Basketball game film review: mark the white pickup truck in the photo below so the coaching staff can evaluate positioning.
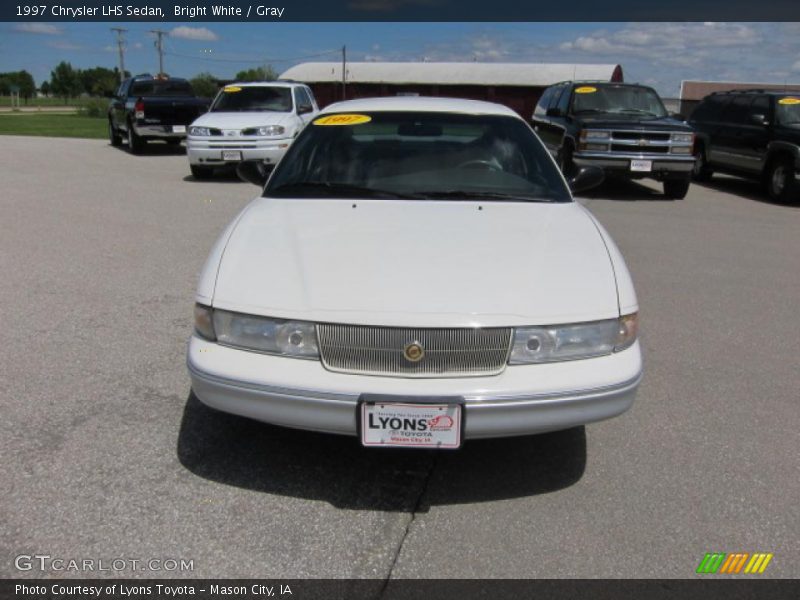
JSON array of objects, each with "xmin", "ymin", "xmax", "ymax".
[{"xmin": 186, "ymin": 81, "xmax": 319, "ymax": 179}]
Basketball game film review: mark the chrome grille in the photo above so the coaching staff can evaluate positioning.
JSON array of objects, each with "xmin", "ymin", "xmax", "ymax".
[{"xmin": 317, "ymin": 324, "xmax": 513, "ymax": 377}]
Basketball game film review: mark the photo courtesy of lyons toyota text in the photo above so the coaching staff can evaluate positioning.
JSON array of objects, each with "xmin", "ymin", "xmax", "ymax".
[{"xmin": 0, "ymin": 0, "xmax": 798, "ymax": 596}]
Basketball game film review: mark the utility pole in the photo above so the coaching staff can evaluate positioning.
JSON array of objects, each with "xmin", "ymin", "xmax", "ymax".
[
  {"xmin": 150, "ymin": 29, "xmax": 168, "ymax": 76},
  {"xmin": 110, "ymin": 27, "xmax": 127, "ymax": 83},
  {"xmin": 341, "ymin": 45, "xmax": 347, "ymax": 100}
]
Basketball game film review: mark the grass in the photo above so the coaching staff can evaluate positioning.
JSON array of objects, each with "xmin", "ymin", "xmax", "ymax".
[{"xmin": 0, "ymin": 113, "xmax": 107, "ymax": 139}]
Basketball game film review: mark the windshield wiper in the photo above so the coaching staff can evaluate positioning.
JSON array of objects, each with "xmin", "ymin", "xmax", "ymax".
[
  {"xmin": 612, "ymin": 109, "xmax": 660, "ymax": 116},
  {"xmin": 268, "ymin": 182, "xmax": 418, "ymax": 199},
  {"xmin": 413, "ymin": 190, "xmax": 552, "ymax": 202},
  {"xmin": 573, "ymin": 109, "xmax": 605, "ymax": 114}
]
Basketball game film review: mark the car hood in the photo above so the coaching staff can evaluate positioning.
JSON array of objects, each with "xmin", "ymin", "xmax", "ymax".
[
  {"xmin": 211, "ymin": 199, "xmax": 620, "ymax": 327},
  {"xmin": 190, "ymin": 111, "xmax": 294, "ymax": 130},
  {"xmin": 578, "ymin": 114, "xmax": 692, "ymax": 132}
]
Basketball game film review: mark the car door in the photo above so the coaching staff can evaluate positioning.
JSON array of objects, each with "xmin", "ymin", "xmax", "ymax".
[
  {"xmin": 294, "ymin": 87, "xmax": 316, "ymax": 130},
  {"xmin": 110, "ymin": 79, "xmax": 130, "ymax": 130},
  {"xmin": 712, "ymin": 95, "xmax": 752, "ymax": 171},
  {"xmin": 531, "ymin": 85, "xmax": 566, "ymax": 156},
  {"xmin": 736, "ymin": 95, "xmax": 772, "ymax": 173}
]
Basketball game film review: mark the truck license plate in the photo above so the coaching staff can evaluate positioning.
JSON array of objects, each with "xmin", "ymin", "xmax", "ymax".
[
  {"xmin": 360, "ymin": 400, "xmax": 462, "ymax": 449},
  {"xmin": 630, "ymin": 160, "xmax": 652, "ymax": 172},
  {"xmin": 172, "ymin": 125, "xmax": 186, "ymax": 133},
  {"xmin": 222, "ymin": 150, "xmax": 243, "ymax": 161}
]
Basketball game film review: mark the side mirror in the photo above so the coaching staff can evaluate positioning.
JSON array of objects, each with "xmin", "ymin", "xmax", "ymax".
[
  {"xmin": 297, "ymin": 104, "xmax": 314, "ymax": 115},
  {"xmin": 749, "ymin": 113, "xmax": 768, "ymax": 126},
  {"xmin": 546, "ymin": 107, "xmax": 563, "ymax": 118},
  {"xmin": 236, "ymin": 160, "xmax": 274, "ymax": 187},
  {"xmin": 670, "ymin": 112, "xmax": 686, "ymax": 121},
  {"xmin": 568, "ymin": 166, "xmax": 605, "ymax": 195}
]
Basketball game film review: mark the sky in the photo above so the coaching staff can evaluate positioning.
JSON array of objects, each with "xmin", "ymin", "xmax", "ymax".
[{"xmin": 2, "ymin": 21, "xmax": 800, "ymax": 97}]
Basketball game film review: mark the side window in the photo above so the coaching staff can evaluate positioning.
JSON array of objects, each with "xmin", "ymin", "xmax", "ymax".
[
  {"xmin": 556, "ymin": 85, "xmax": 572, "ymax": 113},
  {"xmin": 304, "ymin": 86, "xmax": 318, "ymax": 109},
  {"xmin": 534, "ymin": 87, "xmax": 555, "ymax": 117},
  {"xmin": 749, "ymin": 96, "xmax": 770, "ymax": 121},
  {"xmin": 690, "ymin": 98, "xmax": 713, "ymax": 122},
  {"xmin": 725, "ymin": 96, "xmax": 753, "ymax": 124},
  {"xmin": 118, "ymin": 79, "xmax": 130, "ymax": 98}
]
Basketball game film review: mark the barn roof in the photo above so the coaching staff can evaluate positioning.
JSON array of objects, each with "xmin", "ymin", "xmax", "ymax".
[{"xmin": 280, "ymin": 62, "xmax": 623, "ymax": 87}]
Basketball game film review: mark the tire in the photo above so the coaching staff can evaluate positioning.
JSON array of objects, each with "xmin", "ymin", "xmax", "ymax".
[
  {"xmin": 108, "ymin": 120, "xmax": 122, "ymax": 147},
  {"xmin": 190, "ymin": 165, "xmax": 214, "ymax": 180},
  {"xmin": 127, "ymin": 122, "xmax": 145, "ymax": 154},
  {"xmin": 765, "ymin": 157, "xmax": 797, "ymax": 203},
  {"xmin": 557, "ymin": 143, "xmax": 576, "ymax": 178},
  {"xmin": 692, "ymin": 145, "xmax": 713, "ymax": 182},
  {"xmin": 664, "ymin": 177, "xmax": 691, "ymax": 199}
]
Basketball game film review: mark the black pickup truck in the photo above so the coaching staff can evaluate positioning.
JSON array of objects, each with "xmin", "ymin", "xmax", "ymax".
[
  {"xmin": 532, "ymin": 81, "xmax": 696, "ymax": 199},
  {"xmin": 108, "ymin": 74, "xmax": 210, "ymax": 154}
]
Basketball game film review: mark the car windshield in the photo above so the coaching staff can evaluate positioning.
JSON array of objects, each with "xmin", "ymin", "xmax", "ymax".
[
  {"xmin": 265, "ymin": 111, "xmax": 571, "ymax": 202},
  {"xmin": 572, "ymin": 85, "xmax": 668, "ymax": 118},
  {"xmin": 776, "ymin": 97, "xmax": 800, "ymax": 125},
  {"xmin": 211, "ymin": 86, "xmax": 292, "ymax": 112},
  {"xmin": 130, "ymin": 80, "xmax": 194, "ymax": 96}
]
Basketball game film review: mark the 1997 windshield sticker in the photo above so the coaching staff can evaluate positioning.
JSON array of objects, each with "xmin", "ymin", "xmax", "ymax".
[
  {"xmin": 314, "ymin": 114, "xmax": 372, "ymax": 126},
  {"xmin": 575, "ymin": 86, "xmax": 598, "ymax": 94},
  {"xmin": 778, "ymin": 97, "xmax": 800, "ymax": 105},
  {"xmin": 223, "ymin": 86, "xmax": 242, "ymax": 93}
]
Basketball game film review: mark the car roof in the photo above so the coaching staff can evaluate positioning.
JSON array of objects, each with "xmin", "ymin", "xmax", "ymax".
[
  {"xmin": 224, "ymin": 81, "xmax": 307, "ymax": 89},
  {"xmin": 709, "ymin": 89, "xmax": 800, "ymax": 97},
  {"xmin": 319, "ymin": 96, "xmax": 521, "ymax": 117}
]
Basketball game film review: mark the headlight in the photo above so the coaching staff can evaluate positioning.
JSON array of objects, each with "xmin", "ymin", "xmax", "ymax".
[
  {"xmin": 509, "ymin": 313, "xmax": 638, "ymax": 364},
  {"xmin": 671, "ymin": 132, "xmax": 694, "ymax": 144},
  {"xmin": 580, "ymin": 129, "xmax": 611, "ymax": 141},
  {"xmin": 212, "ymin": 309, "xmax": 319, "ymax": 359},
  {"xmin": 194, "ymin": 304, "xmax": 216, "ymax": 340},
  {"xmin": 256, "ymin": 125, "xmax": 286, "ymax": 136},
  {"xmin": 189, "ymin": 126, "xmax": 211, "ymax": 136}
]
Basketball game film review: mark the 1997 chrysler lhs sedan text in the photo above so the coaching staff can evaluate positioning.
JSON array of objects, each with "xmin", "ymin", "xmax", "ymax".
[{"xmin": 187, "ymin": 97, "xmax": 643, "ymax": 449}]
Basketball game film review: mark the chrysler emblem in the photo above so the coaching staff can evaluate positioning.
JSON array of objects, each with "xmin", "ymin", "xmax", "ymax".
[
  {"xmin": 637, "ymin": 139, "xmax": 649, "ymax": 146},
  {"xmin": 403, "ymin": 342, "xmax": 425, "ymax": 363}
]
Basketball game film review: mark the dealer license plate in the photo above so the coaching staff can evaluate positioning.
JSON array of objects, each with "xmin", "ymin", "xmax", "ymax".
[
  {"xmin": 360, "ymin": 400, "xmax": 462, "ymax": 449},
  {"xmin": 222, "ymin": 150, "xmax": 243, "ymax": 161},
  {"xmin": 630, "ymin": 159, "xmax": 652, "ymax": 172},
  {"xmin": 172, "ymin": 125, "xmax": 186, "ymax": 133}
]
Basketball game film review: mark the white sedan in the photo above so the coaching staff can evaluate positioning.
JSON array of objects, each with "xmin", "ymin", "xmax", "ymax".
[{"xmin": 188, "ymin": 97, "xmax": 642, "ymax": 449}]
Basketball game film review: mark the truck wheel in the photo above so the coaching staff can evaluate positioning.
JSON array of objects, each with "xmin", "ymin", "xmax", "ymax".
[
  {"xmin": 127, "ymin": 122, "xmax": 145, "ymax": 155},
  {"xmin": 765, "ymin": 157, "xmax": 797, "ymax": 203},
  {"xmin": 108, "ymin": 120, "xmax": 122, "ymax": 147},
  {"xmin": 663, "ymin": 177, "xmax": 691, "ymax": 199},
  {"xmin": 692, "ymin": 145, "xmax": 713, "ymax": 182},
  {"xmin": 557, "ymin": 143, "xmax": 576, "ymax": 178},
  {"xmin": 190, "ymin": 165, "xmax": 214, "ymax": 180}
]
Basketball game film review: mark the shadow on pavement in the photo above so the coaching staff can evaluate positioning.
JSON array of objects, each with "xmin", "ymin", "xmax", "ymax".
[
  {"xmin": 110, "ymin": 141, "xmax": 186, "ymax": 156},
  {"xmin": 176, "ymin": 392, "xmax": 586, "ymax": 511},
  {"xmin": 579, "ymin": 176, "xmax": 673, "ymax": 202},
  {"xmin": 181, "ymin": 170, "xmax": 244, "ymax": 184},
  {"xmin": 694, "ymin": 175, "xmax": 799, "ymax": 207}
]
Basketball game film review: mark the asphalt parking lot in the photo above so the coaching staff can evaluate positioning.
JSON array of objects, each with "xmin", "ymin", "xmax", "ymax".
[{"xmin": 1, "ymin": 136, "xmax": 798, "ymax": 580}]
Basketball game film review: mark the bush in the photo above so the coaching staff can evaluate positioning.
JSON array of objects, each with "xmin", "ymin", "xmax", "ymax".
[{"xmin": 78, "ymin": 97, "xmax": 108, "ymax": 118}]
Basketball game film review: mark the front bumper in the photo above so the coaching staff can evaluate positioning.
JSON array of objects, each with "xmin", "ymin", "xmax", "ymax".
[
  {"xmin": 187, "ymin": 335, "xmax": 643, "ymax": 440},
  {"xmin": 187, "ymin": 137, "xmax": 291, "ymax": 166},
  {"xmin": 574, "ymin": 152, "xmax": 695, "ymax": 174}
]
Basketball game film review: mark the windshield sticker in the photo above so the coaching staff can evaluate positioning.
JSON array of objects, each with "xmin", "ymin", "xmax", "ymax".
[
  {"xmin": 223, "ymin": 86, "xmax": 242, "ymax": 93},
  {"xmin": 314, "ymin": 114, "xmax": 372, "ymax": 126},
  {"xmin": 575, "ymin": 86, "xmax": 598, "ymax": 94},
  {"xmin": 778, "ymin": 97, "xmax": 800, "ymax": 105}
]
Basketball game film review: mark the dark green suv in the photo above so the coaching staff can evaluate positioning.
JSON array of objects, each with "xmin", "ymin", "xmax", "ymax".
[{"xmin": 690, "ymin": 90, "xmax": 800, "ymax": 203}]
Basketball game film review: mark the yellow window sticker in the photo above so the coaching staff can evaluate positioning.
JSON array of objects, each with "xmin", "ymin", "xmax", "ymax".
[
  {"xmin": 314, "ymin": 114, "xmax": 372, "ymax": 126},
  {"xmin": 575, "ymin": 86, "xmax": 598, "ymax": 94},
  {"xmin": 778, "ymin": 97, "xmax": 800, "ymax": 105},
  {"xmin": 223, "ymin": 86, "xmax": 242, "ymax": 93}
]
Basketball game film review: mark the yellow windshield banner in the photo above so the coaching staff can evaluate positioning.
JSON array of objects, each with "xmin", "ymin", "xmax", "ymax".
[
  {"xmin": 575, "ymin": 86, "xmax": 598, "ymax": 94},
  {"xmin": 223, "ymin": 86, "xmax": 242, "ymax": 93},
  {"xmin": 313, "ymin": 114, "xmax": 372, "ymax": 126},
  {"xmin": 778, "ymin": 97, "xmax": 800, "ymax": 105}
]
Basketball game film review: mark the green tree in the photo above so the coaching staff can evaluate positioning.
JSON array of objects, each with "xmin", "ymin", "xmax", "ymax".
[
  {"xmin": 0, "ymin": 71, "xmax": 36, "ymax": 102},
  {"xmin": 234, "ymin": 65, "xmax": 277, "ymax": 82},
  {"xmin": 40, "ymin": 81, "xmax": 51, "ymax": 97},
  {"xmin": 50, "ymin": 61, "xmax": 82, "ymax": 100},
  {"xmin": 79, "ymin": 66, "xmax": 119, "ymax": 97},
  {"xmin": 190, "ymin": 72, "xmax": 220, "ymax": 98}
]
